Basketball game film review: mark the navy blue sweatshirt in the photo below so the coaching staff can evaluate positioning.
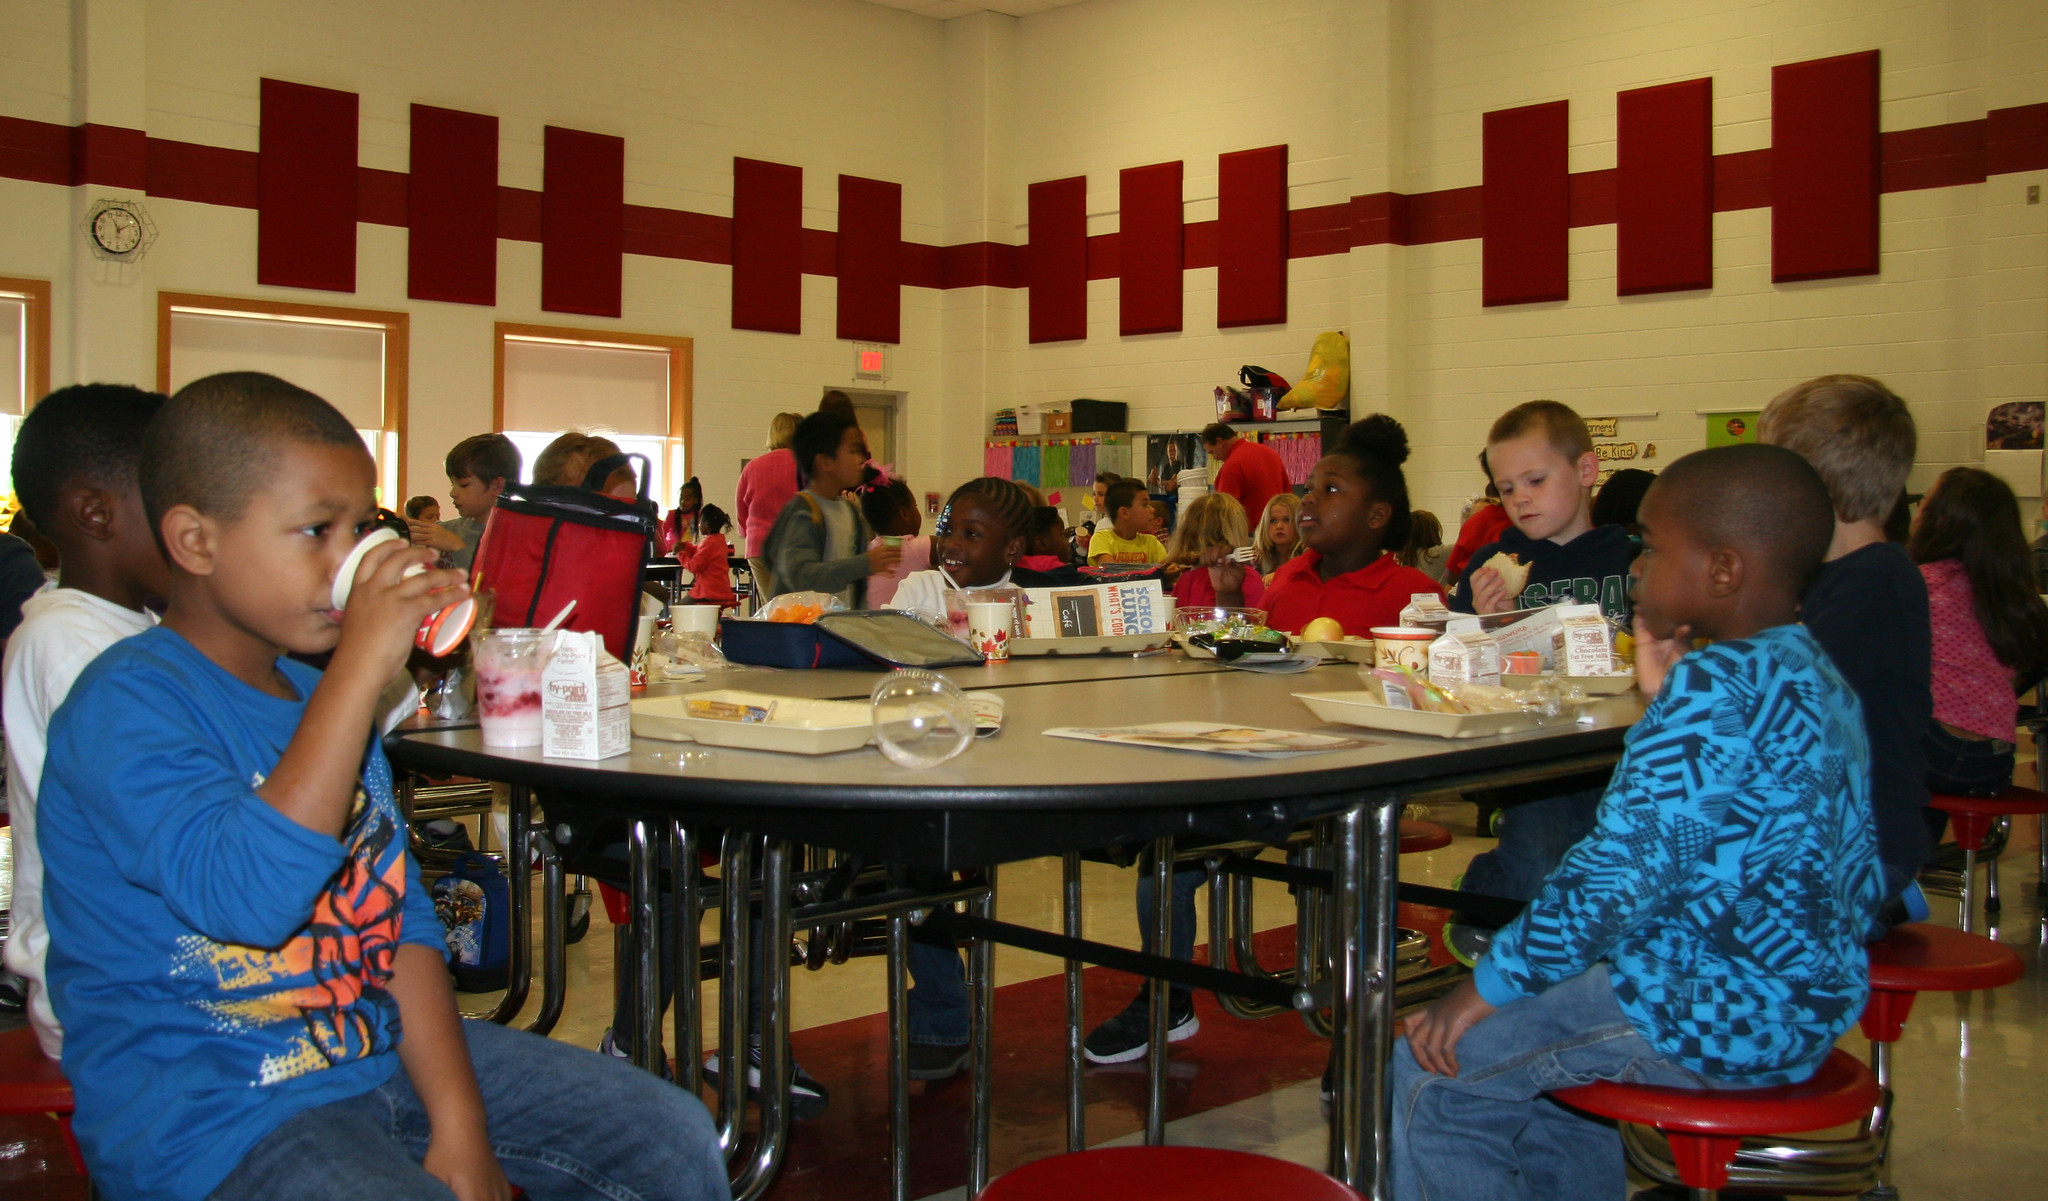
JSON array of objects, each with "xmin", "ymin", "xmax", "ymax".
[{"xmin": 1449, "ymin": 522, "xmax": 1638, "ymax": 623}]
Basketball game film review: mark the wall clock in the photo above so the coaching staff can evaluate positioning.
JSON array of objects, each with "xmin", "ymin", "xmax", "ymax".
[{"xmin": 83, "ymin": 199, "xmax": 157, "ymax": 262}]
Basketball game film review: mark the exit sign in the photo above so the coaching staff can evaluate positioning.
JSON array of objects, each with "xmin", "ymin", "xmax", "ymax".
[{"xmin": 854, "ymin": 344, "xmax": 888, "ymax": 381}]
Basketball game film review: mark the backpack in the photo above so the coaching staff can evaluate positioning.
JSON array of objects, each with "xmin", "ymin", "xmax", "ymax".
[
  {"xmin": 431, "ymin": 851, "xmax": 512, "ymax": 992},
  {"xmin": 470, "ymin": 454, "xmax": 658, "ymax": 662}
]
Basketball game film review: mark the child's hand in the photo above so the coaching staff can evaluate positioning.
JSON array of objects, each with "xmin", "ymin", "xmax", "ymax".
[
  {"xmin": 1404, "ymin": 977, "xmax": 1496, "ymax": 1077},
  {"xmin": 335, "ymin": 539, "xmax": 468, "ymax": 679},
  {"xmin": 1197, "ymin": 547, "xmax": 1247, "ymax": 596},
  {"xmin": 1632, "ymin": 616, "xmax": 1692, "ymax": 699},
  {"xmin": 866, "ymin": 542, "xmax": 904, "ymax": 574},
  {"xmin": 1468, "ymin": 567, "xmax": 1511, "ymax": 614},
  {"xmin": 406, "ymin": 518, "xmax": 465, "ymax": 553},
  {"xmin": 423, "ymin": 1127, "xmax": 511, "ymax": 1201}
]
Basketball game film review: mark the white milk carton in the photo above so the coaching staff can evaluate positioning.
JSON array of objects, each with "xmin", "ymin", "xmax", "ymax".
[
  {"xmin": 1427, "ymin": 619, "xmax": 1502, "ymax": 686},
  {"xmin": 1399, "ymin": 593, "xmax": 1453, "ymax": 629},
  {"xmin": 1552, "ymin": 605, "xmax": 1617, "ymax": 676},
  {"xmin": 541, "ymin": 630, "xmax": 632, "ymax": 760}
]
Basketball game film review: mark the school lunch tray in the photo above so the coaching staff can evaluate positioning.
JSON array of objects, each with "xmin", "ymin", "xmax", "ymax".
[
  {"xmin": 629, "ymin": 691, "xmax": 876, "ymax": 755},
  {"xmin": 1007, "ymin": 632, "xmax": 1173, "ymax": 656},
  {"xmin": 1292, "ymin": 690, "xmax": 1571, "ymax": 739}
]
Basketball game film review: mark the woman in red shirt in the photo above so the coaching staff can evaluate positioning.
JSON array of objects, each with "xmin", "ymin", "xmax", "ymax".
[{"xmin": 1264, "ymin": 414, "xmax": 1444, "ymax": 635}]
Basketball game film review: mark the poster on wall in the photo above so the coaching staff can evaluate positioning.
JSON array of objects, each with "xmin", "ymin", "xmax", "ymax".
[
  {"xmin": 1144, "ymin": 434, "xmax": 1206, "ymax": 494},
  {"xmin": 1986, "ymin": 401, "xmax": 2044, "ymax": 451},
  {"xmin": 1704, "ymin": 411, "xmax": 1761, "ymax": 448},
  {"xmin": 1982, "ymin": 400, "xmax": 2045, "ymax": 502}
]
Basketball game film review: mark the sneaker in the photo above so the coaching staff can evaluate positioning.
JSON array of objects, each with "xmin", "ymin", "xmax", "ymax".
[
  {"xmin": 0, "ymin": 969, "xmax": 24, "ymax": 1014},
  {"xmin": 701, "ymin": 1045, "xmax": 831, "ymax": 1120},
  {"xmin": 418, "ymin": 819, "xmax": 473, "ymax": 852},
  {"xmin": 1441, "ymin": 921, "xmax": 1491, "ymax": 969},
  {"xmin": 1082, "ymin": 989, "xmax": 1199, "ymax": 1065},
  {"xmin": 907, "ymin": 1042, "xmax": 971, "ymax": 1081},
  {"xmin": 598, "ymin": 1027, "xmax": 674, "ymax": 1081}
]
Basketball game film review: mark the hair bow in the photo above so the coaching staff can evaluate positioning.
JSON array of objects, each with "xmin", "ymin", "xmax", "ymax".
[{"xmin": 864, "ymin": 461, "xmax": 897, "ymax": 487}]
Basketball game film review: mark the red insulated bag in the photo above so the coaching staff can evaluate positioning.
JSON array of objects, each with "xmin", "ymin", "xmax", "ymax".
[{"xmin": 470, "ymin": 454, "xmax": 658, "ymax": 662}]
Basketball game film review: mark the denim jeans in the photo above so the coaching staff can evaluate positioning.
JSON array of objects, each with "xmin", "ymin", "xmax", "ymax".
[
  {"xmin": 908, "ymin": 937, "xmax": 970, "ymax": 1045},
  {"xmin": 209, "ymin": 1019, "xmax": 729, "ymax": 1201},
  {"xmin": 1390, "ymin": 965, "xmax": 1718, "ymax": 1201},
  {"xmin": 1460, "ymin": 784, "xmax": 1605, "ymax": 906},
  {"xmin": 1134, "ymin": 863, "xmax": 1207, "ymax": 998}
]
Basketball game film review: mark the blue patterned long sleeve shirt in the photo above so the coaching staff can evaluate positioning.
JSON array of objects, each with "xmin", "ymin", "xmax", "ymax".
[{"xmin": 1472, "ymin": 624, "xmax": 1886, "ymax": 1084}]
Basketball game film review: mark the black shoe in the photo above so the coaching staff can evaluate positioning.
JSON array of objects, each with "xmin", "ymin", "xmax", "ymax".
[
  {"xmin": 418, "ymin": 819, "xmax": 473, "ymax": 852},
  {"xmin": 1083, "ymin": 990, "xmax": 1198, "ymax": 1065},
  {"xmin": 0, "ymin": 969, "xmax": 24, "ymax": 1014},
  {"xmin": 701, "ymin": 1045, "xmax": 831, "ymax": 1120},
  {"xmin": 907, "ymin": 1042, "xmax": 971, "ymax": 1081},
  {"xmin": 598, "ymin": 1027, "xmax": 675, "ymax": 1081}
]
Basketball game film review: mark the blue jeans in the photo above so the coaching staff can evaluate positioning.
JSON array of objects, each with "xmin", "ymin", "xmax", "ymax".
[
  {"xmin": 1390, "ymin": 965, "xmax": 1719, "ymax": 1201},
  {"xmin": 209, "ymin": 1018, "xmax": 729, "ymax": 1201},
  {"xmin": 1136, "ymin": 864, "xmax": 1206, "ymax": 994},
  {"xmin": 908, "ymin": 937, "xmax": 969, "ymax": 1046},
  {"xmin": 1461, "ymin": 785, "xmax": 1604, "ymax": 905}
]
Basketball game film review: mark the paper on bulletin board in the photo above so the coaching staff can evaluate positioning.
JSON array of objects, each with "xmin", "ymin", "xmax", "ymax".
[
  {"xmin": 1704, "ymin": 411, "xmax": 1761, "ymax": 447},
  {"xmin": 1022, "ymin": 580, "xmax": 1168, "ymax": 638}
]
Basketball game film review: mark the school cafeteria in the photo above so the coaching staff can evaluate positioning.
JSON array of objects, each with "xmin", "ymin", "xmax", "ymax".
[{"xmin": 1, "ymin": 2, "xmax": 2045, "ymax": 1200}]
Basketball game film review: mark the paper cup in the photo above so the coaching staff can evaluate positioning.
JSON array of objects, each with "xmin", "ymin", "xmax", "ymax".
[
  {"xmin": 966, "ymin": 601, "xmax": 1014, "ymax": 662},
  {"xmin": 1369, "ymin": 626, "xmax": 1436, "ymax": 674},
  {"xmin": 332, "ymin": 527, "xmax": 475, "ymax": 657},
  {"xmin": 671, "ymin": 604, "xmax": 721, "ymax": 639}
]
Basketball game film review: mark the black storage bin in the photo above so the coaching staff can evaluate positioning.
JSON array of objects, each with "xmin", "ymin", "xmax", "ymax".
[{"xmin": 1068, "ymin": 398, "xmax": 1128, "ymax": 432}]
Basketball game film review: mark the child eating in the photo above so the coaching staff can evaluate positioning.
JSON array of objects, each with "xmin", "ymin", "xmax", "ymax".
[
  {"xmin": 889, "ymin": 476, "xmax": 1040, "ymax": 624},
  {"xmin": 1165, "ymin": 492, "xmax": 1265, "ymax": 610},
  {"xmin": 1393, "ymin": 444, "xmax": 1885, "ymax": 1201}
]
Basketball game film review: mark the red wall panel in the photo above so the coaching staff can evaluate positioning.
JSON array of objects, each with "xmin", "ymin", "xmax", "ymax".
[
  {"xmin": 258, "ymin": 78, "xmax": 358, "ymax": 293},
  {"xmin": 1986, "ymin": 102, "xmax": 2048, "ymax": 175},
  {"xmin": 1772, "ymin": 50, "xmax": 1880, "ymax": 282},
  {"xmin": 837, "ymin": 175, "xmax": 901, "ymax": 343},
  {"xmin": 1482, "ymin": 100, "xmax": 1569, "ymax": 306},
  {"xmin": 541, "ymin": 126, "xmax": 624, "ymax": 317},
  {"xmin": 71, "ymin": 124, "xmax": 147, "ymax": 189},
  {"xmin": 731, "ymin": 158, "xmax": 803, "ymax": 334},
  {"xmin": 1026, "ymin": 176, "xmax": 1087, "ymax": 343},
  {"xmin": 1216, "ymin": 145, "xmax": 1288, "ymax": 327},
  {"xmin": 408, "ymin": 104, "xmax": 498, "ymax": 306},
  {"xmin": 1617, "ymin": 78, "xmax": 1713, "ymax": 295},
  {"xmin": 1119, "ymin": 161, "xmax": 1183, "ymax": 335}
]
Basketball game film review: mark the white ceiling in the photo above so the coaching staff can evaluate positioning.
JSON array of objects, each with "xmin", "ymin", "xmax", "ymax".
[{"xmin": 859, "ymin": 0, "xmax": 1090, "ymax": 19}]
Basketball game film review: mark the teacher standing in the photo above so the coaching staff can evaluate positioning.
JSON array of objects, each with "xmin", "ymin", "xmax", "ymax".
[
  {"xmin": 735, "ymin": 411, "xmax": 804, "ymax": 599},
  {"xmin": 1202, "ymin": 422, "xmax": 1289, "ymax": 527}
]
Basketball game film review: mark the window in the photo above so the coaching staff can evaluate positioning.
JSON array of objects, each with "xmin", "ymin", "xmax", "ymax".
[
  {"xmin": 495, "ymin": 324, "xmax": 693, "ymax": 502},
  {"xmin": 158, "ymin": 293, "xmax": 408, "ymax": 506},
  {"xmin": 0, "ymin": 277, "xmax": 52, "ymax": 500}
]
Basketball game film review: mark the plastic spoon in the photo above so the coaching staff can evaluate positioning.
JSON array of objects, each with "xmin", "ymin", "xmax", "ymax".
[{"xmin": 537, "ymin": 598, "xmax": 577, "ymax": 637}]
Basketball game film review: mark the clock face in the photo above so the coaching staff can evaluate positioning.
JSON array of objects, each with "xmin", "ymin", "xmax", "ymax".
[{"xmin": 92, "ymin": 206, "xmax": 143, "ymax": 254}]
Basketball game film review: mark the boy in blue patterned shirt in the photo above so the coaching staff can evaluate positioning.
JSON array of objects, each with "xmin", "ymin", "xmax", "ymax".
[
  {"xmin": 1391, "ymin": 444, "xmax": 1887, "ymax": 1201},
  {"xmin": 38, "ymin": 374, "xmax": 728, "ymax": 1201}
]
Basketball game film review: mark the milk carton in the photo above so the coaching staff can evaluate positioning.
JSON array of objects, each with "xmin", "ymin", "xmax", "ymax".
[
  {"xmin": 1399, "ymin": 593, "xmax": 1453, "ymax": 629},
  {"xmin": 1427, "ymin": 620, "xmax": 1502, "ymax": 686},
  {"xmin": 541, "ymin": 630, "xmax": 632, "ymax": 760},
  {"xmin": 1552, "ymin": 606, "xmax": 1617, "ymax": 676}
]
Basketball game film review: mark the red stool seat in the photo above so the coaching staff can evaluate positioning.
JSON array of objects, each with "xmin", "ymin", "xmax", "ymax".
[
  {"xmin": 1398, "ymin": 819, "xmax": 1453, "ymax": 854},
  {"xmin": 1551, "ymin": 1049, "xmax": 1877, "ymax": 1193},
  {"xmin": 1861, "ymin": 922, "xmax": 2022, "ymax": 1042},
  {"xmin": 1929, "ymin": 786, "xmax": 2048, "ymax": 850},
  {"xmin": 975, "ymin": 1146, "xmax": 1361, "ymax": 1201}
]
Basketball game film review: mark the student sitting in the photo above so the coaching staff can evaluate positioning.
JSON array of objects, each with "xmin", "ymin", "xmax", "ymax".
[
  {"xmin": 1087, "ymin": 480, "xmax": 1167, "ymax": 566},
  {"xmin": 678, "ymin": 503, "xmax": 738, "ymax": 609},
  {"xmin": 404, "ymin": 494, "xmax": 441, "ymax": 524},
  {"xmin": 762, "ymin": 410, "xmax": 900, "ymax": 606},
  {"xmin": 1392, "ymin": 444, "xmax": 1886, "ymax": 1201},
  {"xmin": 662, "ymin": 476, "xmax": 703, "ymax": 554},
  {"xmin": 1262, "ymin": 415, "xmax": 1443, "ymax": 635},
  {"xmin": 1166, "ymin": 493, "xmax": 1266, "ymax": 610},
  {"xmin": 1909, "ymin": 467, "xmax": 2048, "ymax": 804},
  {"xmin": 1443, "ymin": 449, "xmax": 1511, "ymax": 581},
  {"xmin": 1018, "ymin": 505, "xmax": 1076, "ymax": 573},
  {"xmin": 2, "ymin": 384, "xmax": 168, "ymax": 1062},
  {"xmin": 36, "ymin": 372, "xmax": 727, "ymax": 1201},
  {"xmin": 1253, "ymin": 492, "xmax": 1302, "ymax": 581},
  {"xmin": 890, "ymin": 477, "xmax": 1045, "ymax": 625},
  {"xmin": 1398, "ymin": 509, "xmax": 1450, "ymax": 584},
  {"xmin": 859, "ymin": 473, "xmax": 930, "ymax": 607},
  {"xmin": 406, "ymin": 432, "xmax": 520, "ymax": 573}
]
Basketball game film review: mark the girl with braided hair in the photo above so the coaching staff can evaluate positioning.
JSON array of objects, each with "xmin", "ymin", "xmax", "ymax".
[{"xmin": 886, "ymin": 477, "xmax": 1037, "ymax": 626}]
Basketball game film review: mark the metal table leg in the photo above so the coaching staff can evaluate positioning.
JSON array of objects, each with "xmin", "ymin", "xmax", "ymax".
[
  {"xmin": 629, "ymin": 817, "xmax": 663, "ymax": 1075},
  {"xmin": 525, "ymin": 827, "xmax": 566, "ymax": 1036},
  {"xmin": 887, "ymin": 912, "xmax": 911, "ymax": 1201},
  {"xmin": 715, "ymin": 834, "xmax": 754, "ymax": 1162},
  {"xmin": 1330, "ymin": 799, "xmax": 1400, "ymax": 1200},
  {"xmin": 968, "ymin": 865, "xmax": 998, "ymax": 1195},
  {"xmin": 672, "ymin": 821, "xmax": 702, "ymax": 1096},
  {"xmin": 1063, "ymin": 851, "xmax": 1086, "ymax": 1153},
  {"xmin": 482, "ymin": 784, "xmax": 533, "ymax": 1024},
  {"xmin": 731, "ymin": 838, "xmax": 793, "ymax": 1201},
  {"xmin": 1145, "ymin": 836, "xmax": 1174, "ymax": 1146}
]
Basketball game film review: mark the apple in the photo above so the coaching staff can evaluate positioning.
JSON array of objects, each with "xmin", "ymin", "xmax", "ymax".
[{"xmin": 1301, "ymin": 616, "xmax": 1345, "ymax": 643}]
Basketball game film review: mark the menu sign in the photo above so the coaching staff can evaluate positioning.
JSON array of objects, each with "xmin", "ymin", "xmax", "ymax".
[{"xmin": 1022, "ymin": 580, "xmax": 1168, "ymax": 638}]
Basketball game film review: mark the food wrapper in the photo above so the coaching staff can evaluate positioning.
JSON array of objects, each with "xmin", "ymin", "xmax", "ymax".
[
  {"xmin": 1360, "ymin": 665, "xmax": 1569, "ymax": 719},
  {"xmin": 755, "ymin": 591, "xmax": 847, "ymax": 624}
]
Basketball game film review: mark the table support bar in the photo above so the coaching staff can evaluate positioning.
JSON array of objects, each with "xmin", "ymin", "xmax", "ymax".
[{"xmin": 1215, "ymin": 856, "xmax": 1526, "ymax": 929}]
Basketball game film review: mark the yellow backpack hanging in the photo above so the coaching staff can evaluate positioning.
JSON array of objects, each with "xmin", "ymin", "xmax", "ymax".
[{"xmin": 1279, "ymin": 330, "xmax": 1350, "ymax": 411}]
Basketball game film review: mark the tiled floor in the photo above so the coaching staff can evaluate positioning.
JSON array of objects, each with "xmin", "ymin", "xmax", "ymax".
[{"xmin": 6, "ymin": 787, "xmax": 2046, "ymax": 1200}]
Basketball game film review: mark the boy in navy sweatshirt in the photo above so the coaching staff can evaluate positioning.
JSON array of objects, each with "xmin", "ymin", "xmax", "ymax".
[
  {"xmin": 1392, "ymin": 445, "xmax": 1885, "ymax": 1201},
  {"xmin": 37, "ymin": 373, "xmax": 727, "ymax": 1201}
]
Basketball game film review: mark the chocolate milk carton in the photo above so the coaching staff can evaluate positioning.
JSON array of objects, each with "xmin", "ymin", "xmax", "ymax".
[
  {"xmin": 542, "ymin": 630, "xmax": 632, "ymax": 760},
  {"xmin": 1551, "ymin": 604, "xmax": 1616, "ymax": 676}
]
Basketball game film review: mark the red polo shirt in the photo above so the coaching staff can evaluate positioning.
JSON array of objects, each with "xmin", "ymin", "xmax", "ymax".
[
  {"xmin": 1213, "ymin": 438, "xmax": 1290, "ymax": 523},
  {"xmin": 1263, "ymin": 550, "xmax": 1446, "ymax": 635}
]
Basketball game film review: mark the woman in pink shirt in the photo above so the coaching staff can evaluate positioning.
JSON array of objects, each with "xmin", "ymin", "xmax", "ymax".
[
  {"xmin": 1909, "ymin": 467, "xmax": 2048, "ymax": 801},
  {"xmin": 734, "ymin": 412, "xmax": 804, "ymax": 596}
]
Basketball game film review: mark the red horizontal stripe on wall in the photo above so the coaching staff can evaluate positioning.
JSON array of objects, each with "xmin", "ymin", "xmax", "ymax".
[
  {"xmin": 1119, "ymin": 160, "xmax": 1183, "ymax": 335},
  {"xmin": 1568, "ymin": 168, "xmax": 1617, "ymax": 228},
  {"xmin": 1986, "ymin": 102, "xmax": 2048, "ymax": 175},
  {"xmin": 1882, "ymin": 120, "xmax": 1986, "ymax": 192},
  {"xmin": 498, "ymin": 186, "xmax": 542, "ymax": 241},
  {"xmin": 801, "ymin": 228, "xmax": 837, "ymax": 276},
  {"xmin": 1350, "ymin": 192, "xmax": 1409, "ymax": 248},
  {"xmin": 1216, "ymin": 144, "xmax": 1288, "ymax": 327},
  {"xmin": 408, "ymin": 104, "xmax": 496, "ymax": 305},
  {"xmin": 837, "ymin": 174, "xmax": 902, "ymax": 343},
  {"xmin": 1086, "ymin": 232, "xmax": 1120, "ymax": 281},
  {"xmin": 1026, "ymin": 176, "xmax": 1086, "ymax": 343},
  {"xmin": 0, "ymin": 115, "xmax": 73, "ymax": 186},
  {"xmin": 623, "ymin": 206, "xmax": 730, "ymax": 264},
  {"xmin": 542, "ymin": 126, "xmax": 624, "ymax": 317},
  {"xmin": 359, "ymin": 168, "xmax": 407, "ymax": 227},
  {"xmin": 901, "ymin": 242, "xmax": 943, "ymax": 291},
  {"xmin": 1409, "ymin": 186, "xmax": 1483, "ymax": 246},
  {"xmin": 1772, "ymin": 50, "xmax": 1881, "ymax": 283},
  {"xmin": 731, "ymin": 157, "xmax": 803, "ymax": 334},
  {"xmin": 1482, "ymin": 100, "xmax": 1569, "ymax": 305},
  {"xmin": 1617, "ymin": 77, "xmax": 1713, "ymax": 295},
  {"xmin": 1184, "ymin": 220, "xmax": 1218, "ymax": 270},
  {"xmin": 71, "ymin": 124, "xmax": 147, "ymax": 190},
  {"xmin": 259, "ymin": 78, "xmax": 359, "ymax": 293},
  {"xmin": 1713, "ymin": 149, "xmax": 1772, "ymax": 212},
  {"xmin": 941, "ymin": 242, "xmax": 1020, "ymax": 290}
]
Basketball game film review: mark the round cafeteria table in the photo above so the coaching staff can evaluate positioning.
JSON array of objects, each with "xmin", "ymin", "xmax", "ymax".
[{"xmin": 385, "ymin": 653, "xmax": 1641, "ymax": 1201}]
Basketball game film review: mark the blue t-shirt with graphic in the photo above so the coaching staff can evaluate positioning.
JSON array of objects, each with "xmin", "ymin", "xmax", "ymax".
[
  {"xmin": 39, "ymin": 626, "xmax": 445, "ymax": 1201},
  {"xmin": 1474, "ymin": 624, "xmax": 1886, "ymax": 1084}
]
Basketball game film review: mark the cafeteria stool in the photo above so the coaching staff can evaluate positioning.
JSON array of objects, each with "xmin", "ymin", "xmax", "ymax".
[
  {"xmin": 0, "ymin": 1025, "xmax": 86, "ymax": 1177},
  {"xmin": 1927, "ymin": 784, "xmax": 2048, "ymax": 932},
  {"xmin": 974, "ymin": 1146, "xmax": 1360, "ymax": 1201},
  {"xmin": 1397, "ymin": 819, "xmax": 1453, "ymax": 854},
  {"xmin": 1552, "ymin": 1049, "xmax": 1878, "ymax": 1201}
]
